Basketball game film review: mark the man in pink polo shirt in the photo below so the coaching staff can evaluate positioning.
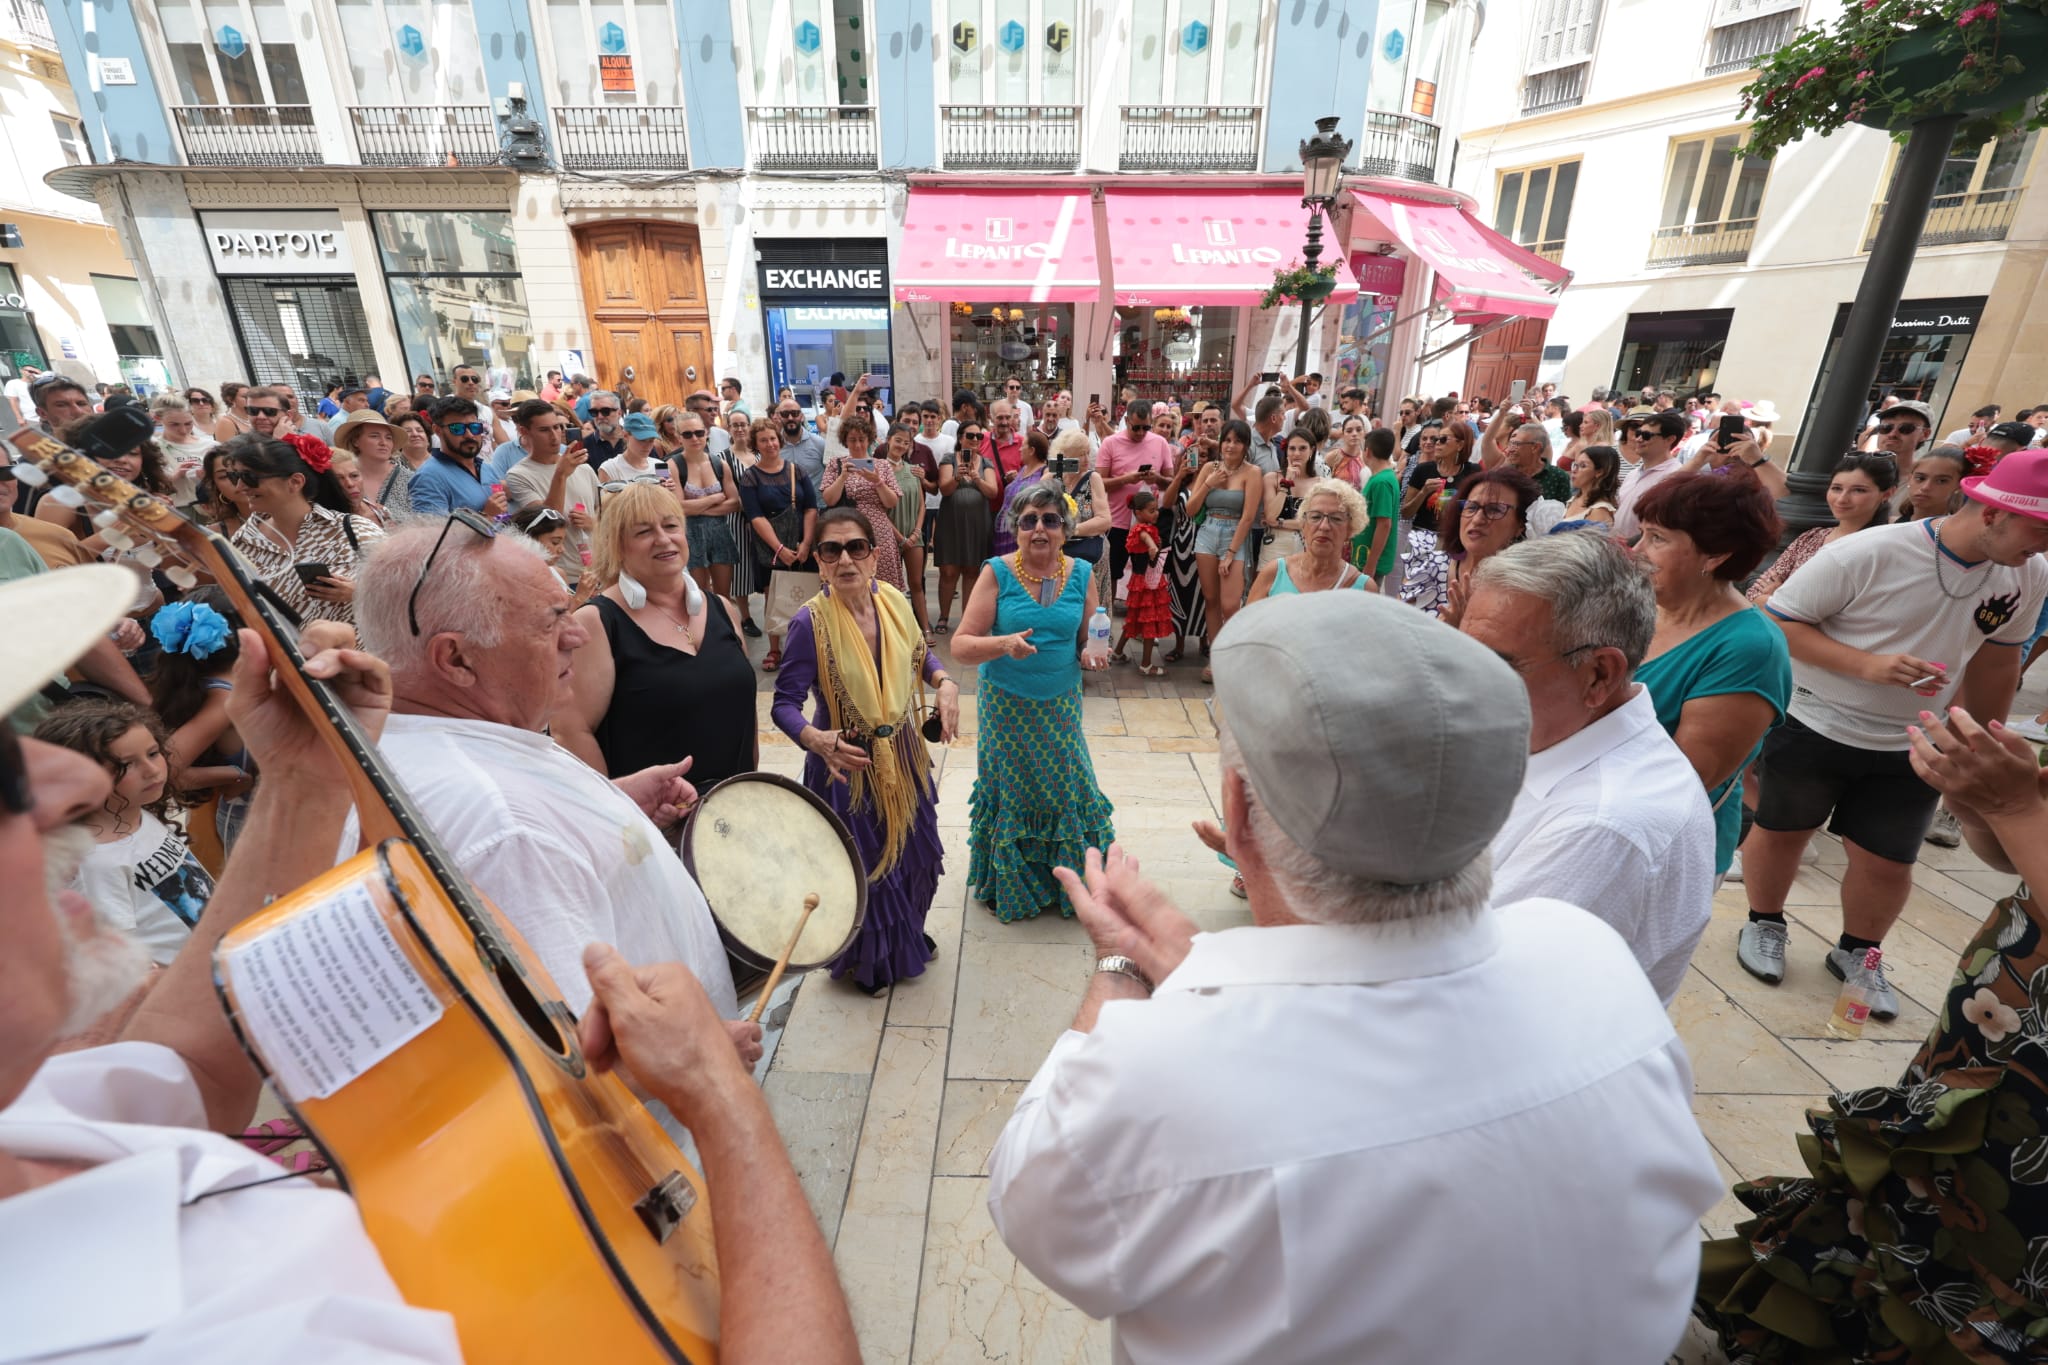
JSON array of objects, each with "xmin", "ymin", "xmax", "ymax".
[{"xmin": 1097, "ymin": 400, "xmax": 1174, "ymax": 604}]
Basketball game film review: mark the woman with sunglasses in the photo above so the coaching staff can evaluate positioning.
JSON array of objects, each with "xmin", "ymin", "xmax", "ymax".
[
  {"xmin": 770, "ymin": 506, "xmax": 957, "ymax": 994},
  {"xmin": 194, "ymin": 447, "xmax": 251, "ymax": 538},
  {"xmin": 953, "ymin": 482, "xmax": 1116, "ymax": 923},
  {"xmin": 226, "ymin": 434, "xmax": 385, "ymax": 625},
  {"xmin": 1397, "ymin": 419, "xmax": 1477, "ymax": 599},
  {"xmin": 739, "ymin": 415, "xmax": 820, "ymax": 672},
  {"xmin": 932, "ymin": 415, "xmax": 998, "ymax": 633},
  {"xmin": 667, "ymin": 411, "xmax": 742, "ymax": 609},
  {"xmin": 37, "ymin": 419, "xmax": 176, "ymax": 550},
  {"xmin": 557, "ymin": 482, "xmax": 756, "ymax": 793},
  {"xmin": 1745, "ymin": 452, "xmax": 1897, "ymax": 606},
  {"xmin": 182, "ymin": 387, "xmax": 219, "ymax": 433},
  {"xmin": 1409, "ymin": 467, "xmax": 1538, "ymax": 625}
]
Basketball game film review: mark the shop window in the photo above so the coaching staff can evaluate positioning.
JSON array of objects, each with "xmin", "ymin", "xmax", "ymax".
[
  {"xmin": 334, "ymin": 0, "xmax": 488, "ymax": 105},
  {"xmin": 1123, "ymin": 0, "xmax": 1265, "ymax": 106},
  {"xmin": 154, "ymin": 0, "xmax": 309, "ymax": 106},
  {"xmin": 944, "ymin": 0, "xmax": 1081, "ymax": 106},
  {"xmin": 223, "ymin": 278, "xmax": 382, "ymax": 396},
  {"xmin": 1493, "ymin": 158, "xmax": 1578, "ymax": 263},
  {"xmin": 50, "ymin": 116, "xmax": 90, "ymax": 166},
  {"xmin": 1799, "ymin": 296, "xmax": 1984, "ymax": 437},
  {"xmin": 542, "ymin": 0, "xmax": 680, "ymax": 106},
  {"xmin": 91, "ymin": 275, "xmax": 172, "ymax": 394},
  {"xmin": 1113, "ymin": 307, "xmax": 1238, "ymax": 409},
  {"xmin": 949, "ymin": 303, "xmax": 1074, "ymax": 413},
  {"xmin": 375, "ymin": 211, "xmax": 534, "ymax": 387},
  {"xmin": 1610, "ymin": 309, "xmax": 1733, "ymax": 399},
  {"xmin": 0, "ymin": 264, "xmax": 48, "ymax": 380},
  {"xmin": 737, "ymin": 0, "xmax": 871, "ymax": 105}
]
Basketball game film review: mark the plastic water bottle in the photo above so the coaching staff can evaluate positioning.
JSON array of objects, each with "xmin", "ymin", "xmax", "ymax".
[
  {"xmin": 1086, "ymin": 606, "xmax": 1112, "ymax": 666},
  {"xmin": 1826, "ymin": 947, "xmax": 1883, "ymax": 1039}
]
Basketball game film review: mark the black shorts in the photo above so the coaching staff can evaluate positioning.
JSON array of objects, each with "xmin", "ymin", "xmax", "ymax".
[{"xmin": 1751, "ymin": 714, "xmax": 1938, "ymax": 864}]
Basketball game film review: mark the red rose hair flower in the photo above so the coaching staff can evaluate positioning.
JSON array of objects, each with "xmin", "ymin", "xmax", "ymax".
[
  {"xmin": 1962, "ymin": 444, "xmax": 2002, "ymax": 479},
  {"xmin": 282, "ymin": 432, "xmax": 333, "ymax": 474}
]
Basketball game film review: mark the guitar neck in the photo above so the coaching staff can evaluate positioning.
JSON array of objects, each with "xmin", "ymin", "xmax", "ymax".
[{"xmin": 2, "ymin": 417, "xmax": 513, "ymax": 961}]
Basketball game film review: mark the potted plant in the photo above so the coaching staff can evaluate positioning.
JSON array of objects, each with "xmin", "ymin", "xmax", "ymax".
[
  {"xmin": 1740, "ymin": 0, "xmax": 2048, "ymax": 160},
  {"xmin": 1260, "ymin": 261, "xmax": 1340, "ymax": 310}
]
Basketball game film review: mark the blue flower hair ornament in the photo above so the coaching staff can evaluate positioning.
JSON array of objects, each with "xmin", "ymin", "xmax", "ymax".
[{"xmin": 150, "ymin": 599, "xmax": 233, "ymax": 659}]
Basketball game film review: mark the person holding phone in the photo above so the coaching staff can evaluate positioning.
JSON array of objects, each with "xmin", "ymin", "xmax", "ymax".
[
  {"xmin": 820, "ymin": 414, "xmax": 905, "ymax": 590},
  {"xmin": 226, "ymin": 433, "xmax": 384, "ymax": 625},
  {"xmin": 933, "ymin": 417, "xmax": 999, "ymax": 632},
  {"xmin": 1096, "ymin": 400, "xmax": 1175, "ymax": 607},
  {"xmin": 1186, "ymin": 420, "xmax": 1266, "ymax": 678}
]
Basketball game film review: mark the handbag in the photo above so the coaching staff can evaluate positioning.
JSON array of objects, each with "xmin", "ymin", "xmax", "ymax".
[
  {"xmin": 754, "ymin": 463, "xmax": 805, "ymax": 576},
  {"xmin": 764, "ymin": 569, "xmax": 815, "ymax": 634},
  {"xmin": 1064, "ymin": 473, "xmax": 1104, "ymax": 562}
]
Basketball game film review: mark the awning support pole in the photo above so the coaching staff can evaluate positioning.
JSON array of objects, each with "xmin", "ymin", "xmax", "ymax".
[{"xmin": 900, "ymin": 301, "xmax": 935, "ymax": 362}]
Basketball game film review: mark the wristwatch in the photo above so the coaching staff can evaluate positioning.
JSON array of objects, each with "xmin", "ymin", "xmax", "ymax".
[{"xmin": 1095, "ymin": 954, "xmax": 1154, "ymax": 993}]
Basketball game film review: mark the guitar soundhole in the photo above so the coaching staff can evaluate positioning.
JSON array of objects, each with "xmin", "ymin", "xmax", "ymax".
[{"xmin": 492, "ymin": 950, "xmax": 570, "ymax": 1057}]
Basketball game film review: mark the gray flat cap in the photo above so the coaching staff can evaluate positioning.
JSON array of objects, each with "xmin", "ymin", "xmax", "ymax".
[{"xmin": 1211, "ymin": 592, "xmax": 1530, "ymax": 884}]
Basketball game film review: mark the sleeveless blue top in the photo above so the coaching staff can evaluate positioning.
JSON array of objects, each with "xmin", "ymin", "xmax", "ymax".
[{"xmin": 980, "ymin": 555, "xmax": 1092, "ymax": 700}]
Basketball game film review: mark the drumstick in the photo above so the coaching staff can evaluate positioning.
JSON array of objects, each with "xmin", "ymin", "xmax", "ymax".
[{"xmin": 747, "ymin": 893, "xmax": 821, "ymax": 1024}]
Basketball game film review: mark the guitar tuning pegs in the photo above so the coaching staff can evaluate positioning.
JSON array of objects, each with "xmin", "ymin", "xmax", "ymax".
[
  {"xmin": 11, "ymin": 464, "xmax": 46, "ymax": 487},
  {"xmin": 49, "ymin": 485, "xmax": 85, "ymax": 508},
  {"xmin": 103, "ymin": 529, "xmax": 134, "ymax": 551},
  {"xmin": 131, "ymin": 545, "xmax": 162, "ymax": 567},
  {"xmin": 165, "ymin": 565, "xmax": 198, "ymax": 590},
  {"xmin": 92, "ymin": 509, "xmax": 123, "ymax": 529}
]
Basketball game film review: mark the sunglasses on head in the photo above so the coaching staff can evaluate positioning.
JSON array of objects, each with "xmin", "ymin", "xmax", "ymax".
[
  {"xmin": 523, "ymin": 508, "xmax": 567, "ymax": 532},
  {"xmin": 410, "ymin": 509, "xmax": 498, "ymax": 636},
  {"xmin": 248, "ymin": 406, "xmax": 282, "ymax": 418},
  {"xmin": 443, "ymin": 421, "xmax": 488, "ymax": 436},
  {"xmin": 816, "ymin": 537, "xmax": 874, "ymax": 562}
]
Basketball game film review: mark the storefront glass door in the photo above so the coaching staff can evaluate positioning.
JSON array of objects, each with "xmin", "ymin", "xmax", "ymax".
[{"xmin": 375, "ymin": 211, "xmax": 535, "ymax": 388}]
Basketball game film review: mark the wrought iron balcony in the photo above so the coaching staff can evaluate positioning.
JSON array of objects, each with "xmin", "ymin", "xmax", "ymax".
[
  {"xmin": 747, "ymin": 105, "xmax": 877, "ymax": 171},
  {"xmin": 1118, "ymin": 105, "xmax": 1261, "ymax": 172},
  {"xmin": 172, "ymin": 105, "xmax": 321, "ymax": 167},
  {"xmin": 1353, "ymin": 111, "xmax": 1441, "ymax": 184},
  {"xmin": 941, "ymin": 105, "xmax": 1081, "ymax": 171},
  {"xmin": 1863, "ymin": 185, "xmax": 2027, "ymax": 250},
  {"xmin": 6, "ymin": 0, "xmax": 54, "ymax": 46},
  {"xmin": 350, "ymin": 105, "xmax": 499, "ymax": 167},
  {"xmin": 1647, "ymin": 217, "xmax": 1757, "ymax": 267},
  {"xmin": 1706, "ymin": 9, "xmax": 1801, "ymax": 76},
  {"xmin": 555, "ymin": 105, "xmax": 690, "ymax": 170},
  {"xmin": 1521, "ymin": 63, "xmax": 1588, "ymax": 116},
  {"xmin": 1530, "ymin": 241, "xmax": 1567, "ymax": 265}
]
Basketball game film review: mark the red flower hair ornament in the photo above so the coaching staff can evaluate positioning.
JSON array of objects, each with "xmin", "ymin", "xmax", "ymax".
[
  {"xmin": 282, "ymin": 432, "xmax": 333, "ymax": 474},
  {"xmin": 1962, "ymin": 444, "xmax": 2002, "ymax": 480}
]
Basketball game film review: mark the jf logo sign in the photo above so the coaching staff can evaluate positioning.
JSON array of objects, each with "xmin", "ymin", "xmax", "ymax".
[
  {"xmin": 997, "ymin": 19, "xmax": 1025, "ymax": 53},
  {"xmin": 794, "ymin": 19, "xmax": 822, "ymax": 54},
  {"xmin": 598, "ymin": 21, "xmax": 626, "ymax": 53},
  {"xmin": 396, "ymin": 23, "xmax": 425, "ymax": 61},
  {"xmin": 951, "ymin": 20, "xmax": 976, "ymax": 51},
  {"xmin": 215, "ymin": 24, "xmax": 246, "ymax": 58},
  {"xmin": 1181, "ymin": 20, "xmax": 1208, "ymax": 53}
]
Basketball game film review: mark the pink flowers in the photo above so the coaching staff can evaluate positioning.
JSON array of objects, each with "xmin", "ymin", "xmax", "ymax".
[
  {"xmin": 1958, "ymin": 1, "xmax": 1999, "ymax": 25},
  {"xmin": 1857, "ymin": 69, "xmax": 1873, "ymax": 80},
  {"xmin": 1794, "ymin": 65, "xmax": 1829, "ymax": 89}
]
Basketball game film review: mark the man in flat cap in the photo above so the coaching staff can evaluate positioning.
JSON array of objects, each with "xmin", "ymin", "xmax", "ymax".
[{"xmin": 986, "ymin": 590, "xmax": 1722, "ymax": 1364}]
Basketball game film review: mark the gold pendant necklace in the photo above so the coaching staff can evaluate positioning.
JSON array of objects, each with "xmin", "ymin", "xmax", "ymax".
[{"xmin": 1012, "ymin": 551, "xmax": 1069, "ymax": 604}]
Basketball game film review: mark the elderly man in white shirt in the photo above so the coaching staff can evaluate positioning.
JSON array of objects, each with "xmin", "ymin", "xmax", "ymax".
[
  {"xmin": 987, "ymin": 590, "xmax": 1722, "ymax": 1365},
  {"xmin": 1462, "ymin": 533, "xmax": 1717, "ymax": 1004},
  {"xmin": 351, "ymin": 518, "xmax": 746, "ymax": 1038},
  {"xmin": 0, "ymin": 566, "xmax": 859, "ymax": 1363}
]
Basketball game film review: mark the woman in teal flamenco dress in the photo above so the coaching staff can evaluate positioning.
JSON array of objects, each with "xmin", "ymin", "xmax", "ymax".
[
  {"xmin": 950, "ymin": 479, "xmax": 1116, "ymax": 921},
  {"xmin": 1695, "ymin": 707, "xmax": 2048, "ymax": 1363}
]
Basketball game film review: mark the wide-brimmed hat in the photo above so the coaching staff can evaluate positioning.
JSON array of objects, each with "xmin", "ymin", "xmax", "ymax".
[
  {"xmin": 0, "ymin": 565, "xmax": 138, "ymax": 716},
  {"xmin": 1962, "ymin": 446, "xmax": 2048, "ymax": 524},
  {"xmin": 1746, "ymin": 400, "xmax": 1781, "ymax": 424},
  {"xmin": 331, "ymin": 406, "xmax": 399, "ymax": 451}
]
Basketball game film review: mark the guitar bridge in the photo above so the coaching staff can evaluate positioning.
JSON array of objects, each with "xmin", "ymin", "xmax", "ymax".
[{"xmin": 634, "ymin": 1171, "xmax": 696, "ymax": 1243}]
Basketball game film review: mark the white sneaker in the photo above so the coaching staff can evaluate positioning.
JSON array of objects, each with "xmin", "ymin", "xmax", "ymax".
[
  {"xmin": 1737, "ymin": 919, "xmax": 1788, "ymax": 985},
  {"xmin": 1725, "ymin": 851, "xmax": 1744, "ymax": 884},
  {"xmin": 2008, "ymin": 715, "xmax": 2048, "ymax": 743},
  {"xmin": 1925, "ymin": 807, "xmax": 1963, "ymax": 849}
]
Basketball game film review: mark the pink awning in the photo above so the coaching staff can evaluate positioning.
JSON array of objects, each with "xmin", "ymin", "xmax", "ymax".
[
  {"xmin": 1102, "ymin": 189, "xmax": 1361, "ymax": 308},
  {"xmin": 893, "ymin": 188, "xmax": 1100, "ymax": 303},
  {"xmin": 1350, "ymin": 190, "xmax": 1569, "ymax": 321}
]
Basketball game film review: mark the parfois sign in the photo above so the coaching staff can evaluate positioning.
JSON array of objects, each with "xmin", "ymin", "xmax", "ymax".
[{"xmin": 201, "ymin": 211, "xmax": 356, "ymax": 276}]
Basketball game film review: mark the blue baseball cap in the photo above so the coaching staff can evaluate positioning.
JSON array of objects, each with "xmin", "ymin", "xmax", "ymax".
[{"xmin": 623, "ymin": 412, "xmax": 659, "ymax": 440}]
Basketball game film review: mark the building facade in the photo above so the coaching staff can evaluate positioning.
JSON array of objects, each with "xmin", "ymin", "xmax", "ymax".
[
  {"xmin": 34, "ymin": 0, "xmax": 1569, "ymax": 418},
  {"xmin": 1435, "ymin": 0, "xmax": 2046, "ymax": 440},
  {"xmin": 0, "ymin": 0, "xmax": 163, "ymax": 397}
]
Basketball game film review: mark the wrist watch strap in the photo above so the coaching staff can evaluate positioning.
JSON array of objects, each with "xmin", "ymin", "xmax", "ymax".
[{"xmin": 1095, "ymin": 954, "xmax": 1154, "ymax": 993}]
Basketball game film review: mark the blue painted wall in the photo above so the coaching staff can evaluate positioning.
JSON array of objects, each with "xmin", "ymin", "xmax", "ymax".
[
  {"xmin": 470, "ymin": 0, "xmax": 552, "ymax": 152},
  {"xmin": 1262, "ymin": 0, "xmax": 1380, "ymax": 174},
  {"xmin": 673, "ymin": 0, "xmax": 745, "ymax": 167},
  {"xmin": 43, "ymin": 0, "xmax": 176, "ymax": 164},
  {"xmin": 872, "ymin": 0, "xmax": 935, "ymax": 169}
]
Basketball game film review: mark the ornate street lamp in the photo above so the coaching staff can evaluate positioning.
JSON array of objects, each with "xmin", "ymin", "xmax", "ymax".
[{"xmin": 1294, "ymin": 116, "xmax": 1352, "ymax": 380}]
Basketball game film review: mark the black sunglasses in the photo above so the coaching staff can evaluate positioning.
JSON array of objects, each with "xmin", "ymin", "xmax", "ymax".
[
  {"xmin": 248, "ymin": 406, "xmax": 282, "ymax": 418},
  {"xmin": 1877, "ymin": 422, "xmax": 1925, "ymax": 435},
  {"xmin": 222, "ymin": 469, "xmax": 279, "ymax": 486},
  {"xmin": 409, "ymin": 508, "xmax": 498, "ymax": 636},
  {"xmin": 679, "ymin": 429, "xmax": 707, "ymax": 440},
  {"xmin": 1016, "ymin": 512, "xmax": 1064, "ymax": 530},
  {"xmin": 591, "ymin": 407, "xmax": 620, "ymax": 417},
  {"xmin": 816, "ymin": 538, "xmax": 874, "ymax": 562}
]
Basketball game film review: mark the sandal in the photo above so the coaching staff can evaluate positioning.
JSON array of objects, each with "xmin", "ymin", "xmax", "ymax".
[
  {"xmin": 1230, "ymin": 873, "xmax": 1247, "ymax": 899},
  {"xmin": 1140, "ymin": 663, "xmax": 1166, "ymax": 677},
  {"xmin": 761, "ymin": 648, "xmax": 781, "ymax": 673},
  {"xmin": 1164, "ymin": 647, "xmax": 1185, "ymax": 663},
  {"xmin": 237, "ymin": 1117, "xmax": 303, "ymax": 1156},
  {"xmin": 934, "ymin": 619, "xmax": 950, "ymax": 634}
]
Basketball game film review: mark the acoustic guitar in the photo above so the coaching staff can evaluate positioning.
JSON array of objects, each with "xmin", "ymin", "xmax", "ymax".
[{"xmin": 4, "ymin": 412, "xmax": 721, "ymax": 1364}]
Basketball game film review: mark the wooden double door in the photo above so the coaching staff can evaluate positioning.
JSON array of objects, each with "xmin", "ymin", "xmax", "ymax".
[
  {"xmin": 574, "ymin": 222, "xmax": 714, "ymax": 403},
  {"xmin": 1464, "ymin": 317, "xmax": 1548, "ymax": 403}
]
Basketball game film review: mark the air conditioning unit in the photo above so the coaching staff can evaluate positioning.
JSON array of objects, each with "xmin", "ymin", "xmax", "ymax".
[{"xmin": 501, "ymin": 95, "xmax": 548, "ymax": 168}]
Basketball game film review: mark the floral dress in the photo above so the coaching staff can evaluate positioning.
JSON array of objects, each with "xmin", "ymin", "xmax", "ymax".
[
  {"xmin": 826, "ymin": 455, "xmax": 905, "ymax": 590},
  {"xmin": 1697, "ymin": 882, "xmax": 2048, "ymax": 1362}
]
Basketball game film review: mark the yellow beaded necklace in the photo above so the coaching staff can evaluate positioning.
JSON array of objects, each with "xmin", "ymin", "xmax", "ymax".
[{"xmin": 1011, "ymin": 551, "xmax": 1070, "ymax": 604}]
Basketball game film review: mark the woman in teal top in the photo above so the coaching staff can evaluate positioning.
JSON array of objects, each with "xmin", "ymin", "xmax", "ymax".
[
  {"xmin": 1628, "ymin": 469, "xmax": 1793, "ymax": 874},
  {"xmin": 1248, "ymin": 478, "xmax": 1376, "ymax": 602},
  {"xmin": 952, "ymin": 481, "xmax": 1117, "ymax": 921}
]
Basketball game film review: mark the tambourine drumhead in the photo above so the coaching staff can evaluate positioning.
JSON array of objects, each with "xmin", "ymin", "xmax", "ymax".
[{"xmin": 682, "ymin": 773, "xmax": 866, "ymax": 973}]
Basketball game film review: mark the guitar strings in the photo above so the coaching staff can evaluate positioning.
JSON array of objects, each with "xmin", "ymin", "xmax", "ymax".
[{"xmin": 182, "ymin": 1161, "xmax": 331, "ymax": 1207}]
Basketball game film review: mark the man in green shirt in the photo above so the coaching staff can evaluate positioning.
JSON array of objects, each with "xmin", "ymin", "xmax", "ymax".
[{"xmin": 1356, "ymin": 428, "xmax": 1402, "ymax": 594}]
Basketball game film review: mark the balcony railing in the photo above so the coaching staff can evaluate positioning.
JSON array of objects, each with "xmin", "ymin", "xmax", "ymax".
[
  {"xmin": 350, "ymin": 105, "xmax": 499, "ymax": 167},
  {"xmin": 941, "ymin": 105, "xmax": 1081, "ymax": 170},
  {"xmin": 1528, "ymin": 240, "xmax": 1567, "ymax": 265},
  {"xmin": 747, "ymin": 105, "xmax": 877, "ymax": 170},
  {"xmin": 6, "ymin": 0, "xmax": 54, "ymax": 46},
  {"xmin": 172, "ymin": 104, "xmax": 321, "ymax": 167},
  {"xmin": 1863, "ymin": 185, "xmax": 2027, "ymax": 249},
  {"xmin": 1706, "ymin": 9, "xmax": 1801, "ymax": 76},
  {"xmin": 1118, "ymin": 105, "xmax": 1261, "ymax": 172},
  {"xmin": 555, "ymin": 105, "xmax": 690, "ymax": 170},
  {"xmin": 1522, "ymin": 63, "xmax": 1588, "ymax": 116},
  {"xmin": 1647, "ymin": 217, "xmax": 1757, "ymax": 267},
  {"xmin": 1353, "ymin": 111, "xmax": 1440, "ymax": 184}
]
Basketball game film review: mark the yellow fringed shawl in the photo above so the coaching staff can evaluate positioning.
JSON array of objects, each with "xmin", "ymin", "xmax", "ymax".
[{"xmin": 805, "ymin": 581, "xmax": 933, "ymax": 878}]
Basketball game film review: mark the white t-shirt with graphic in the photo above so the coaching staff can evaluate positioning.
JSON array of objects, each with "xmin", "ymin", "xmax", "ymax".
[
  {"xmin": 74, "ymin": 811, "xmax": 210, "ymax": 964},
  {"xmin": 1762, "ymin": 517, "xmax": 2048, "ymax": 750}
]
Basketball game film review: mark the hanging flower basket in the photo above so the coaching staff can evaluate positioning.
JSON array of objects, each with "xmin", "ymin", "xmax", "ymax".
[
  {"xmin": 1741, "ymin": 1, "xmax": 2048, "ymax": 161},
  {"xmin": 1260, "ymin": 262, "xmax": 1340, "ymax": 310}
]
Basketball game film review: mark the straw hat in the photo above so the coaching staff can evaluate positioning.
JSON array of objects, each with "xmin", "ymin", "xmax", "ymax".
[{"xmin": 331, "ymin": 406, "xmax": 400, "ymax": 451}]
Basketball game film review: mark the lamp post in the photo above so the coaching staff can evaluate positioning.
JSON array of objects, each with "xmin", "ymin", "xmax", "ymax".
[{"xmin": 1294, "ymin": 116, "xmax": 1352, "ymax": 381}]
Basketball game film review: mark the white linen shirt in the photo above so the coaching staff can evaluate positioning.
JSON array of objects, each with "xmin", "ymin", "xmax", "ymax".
[
  {"xmin": 0, "ymin": 1043, "xmax": 461, "ymax": 1363},
  {"xmin": 341, "ymin": 714, "xmax": 737, "ymax": 1021},
  {"xmin": 1611, "ymin": 455, "xmax": 1684, "ymax": 541},
  {"xmin": 1490, "ymin": 686, "xmax": 1717, "ymax": 1004},
  {"xmin": 987, "ymin": 902, "xmax": 1722, "ymax": 1365}
]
